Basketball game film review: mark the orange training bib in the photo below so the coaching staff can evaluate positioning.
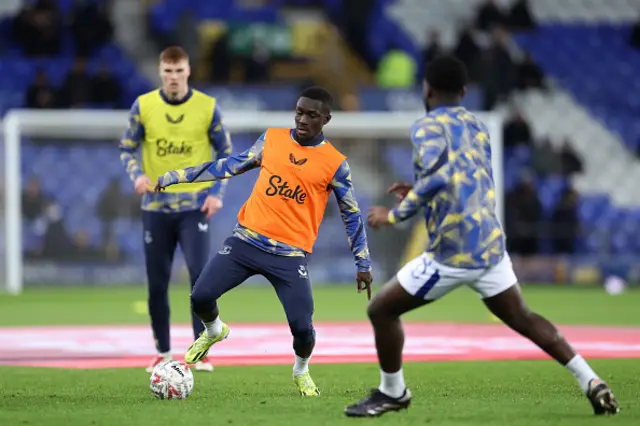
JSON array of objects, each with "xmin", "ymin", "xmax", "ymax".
[{"xmin": 237, "ymin": 128, "xmax": 346, "ymax": 253}]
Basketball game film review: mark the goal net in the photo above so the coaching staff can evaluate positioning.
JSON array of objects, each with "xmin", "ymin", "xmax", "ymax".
[{"xmin": 1, "ymin": 109, "xmax": 503, "ymax": 294}]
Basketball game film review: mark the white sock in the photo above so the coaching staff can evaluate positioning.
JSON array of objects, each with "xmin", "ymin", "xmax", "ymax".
[
  {"xmin": 293, "ymin": 355, "xmax": 310, "ymax": 377},
  {"xmin": 203, "ymin": 317, "xmax": 223, "ymax": 338},
  {"xmin": 565, "ymin": 355, "xmax": 599, "ymax": 393},
  {"xmin": 158, "ymin": 351, "xmax": 171, "ymax": 359},
  {"xmin": 379, "ymin": 368, "xmax": 406, "ymax": 399}
]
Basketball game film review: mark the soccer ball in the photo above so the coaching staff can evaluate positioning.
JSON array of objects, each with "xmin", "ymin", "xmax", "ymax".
[{"xmin": 149, "ymin": 360, "xmax": 194, "ymax": 400}]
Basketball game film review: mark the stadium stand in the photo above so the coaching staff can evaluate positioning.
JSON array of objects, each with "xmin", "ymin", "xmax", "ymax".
[
  {"xmin": 374, "ymin": 0, "xmax": 640, "ymax": 257},
  {"xmin": 4, "ymin": 0, "xmax": 640, "ymax": 284},
  {"xmin": 0, "ymin": 0, "xmax": 151, "ymax": 114}
]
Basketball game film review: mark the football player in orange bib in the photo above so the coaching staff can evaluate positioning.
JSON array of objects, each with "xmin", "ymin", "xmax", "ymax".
[{"xmin": 155, "ymin": 87, "xmax": 373, "ymax": 396}]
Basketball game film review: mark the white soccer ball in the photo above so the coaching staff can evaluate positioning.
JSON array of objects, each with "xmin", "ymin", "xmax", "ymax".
[{"xmin": 149, "ymin": 360, "xmax": 194, "ymax": 400}]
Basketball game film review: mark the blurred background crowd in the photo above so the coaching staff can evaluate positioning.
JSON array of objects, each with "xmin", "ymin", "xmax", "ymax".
[{"xmin": 2, "ymin": 0, "xmax": 640, "ymax": 286}]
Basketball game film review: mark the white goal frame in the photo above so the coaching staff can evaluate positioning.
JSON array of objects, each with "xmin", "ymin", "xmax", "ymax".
[{"xmin": 2, "ymin": 109, "xmax": 503, "ymax": 294}]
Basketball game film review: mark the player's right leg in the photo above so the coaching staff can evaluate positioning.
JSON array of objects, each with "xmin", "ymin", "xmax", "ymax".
[
  {"xmin": 185, "ymin": 237, "xmax": 256, "ymax": 364},
  {"xmin": 142, "ymin": 211, "xmax": 179, "ymax": 373},
  {"xmin": 345, "ymin": 253, "xmax": 468, "ymax": 417},
  {"xmin": 473, "ymin": 253, "xmax": 619, "ymax": 415}
]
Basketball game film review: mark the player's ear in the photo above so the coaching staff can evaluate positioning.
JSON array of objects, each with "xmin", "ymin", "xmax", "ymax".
[
  {"xmin": 461, "ymin": 86, "xmax": 467, "ymax": 98},
  {"xmin": 324, "ymin": 113, "xmax": 331, "ymax": 125}
]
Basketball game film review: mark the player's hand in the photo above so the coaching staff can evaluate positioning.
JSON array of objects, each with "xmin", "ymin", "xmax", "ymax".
[
  {"xmin": 134, "ymin": 175, "xmax": 154, "ymax": 195},
  {"xmin": 356, "ymin": 271, "xmax": 373, "ymax": 300},
  {"xmin": 368, "ymin": 206, "xmax": 392, "ymax": 230},
  {"xmin": 387, "ymin": 182, "xmax": 413, "ymax": 202},
  {"xmin": 201, "ymin": 195, "xmax": 223, "ymax": 219}
]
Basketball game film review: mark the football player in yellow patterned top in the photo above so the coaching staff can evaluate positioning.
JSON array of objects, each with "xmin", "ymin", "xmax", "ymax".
[
  {"xmin": 119, "ymin": 46, "xmax": 232, "ymax": 374},
  {"xmin": 386, "ymin": 105, "xmax": 504, "ymax": 269},
  {"xmin": 345, "ymin": 55, "xmax": 619, "ymax": 418}
]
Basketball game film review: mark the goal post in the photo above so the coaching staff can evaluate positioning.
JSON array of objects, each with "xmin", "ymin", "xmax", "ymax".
[{"xmin": 2, "ymin": 109, "xmax": 503, "ymax": 295}]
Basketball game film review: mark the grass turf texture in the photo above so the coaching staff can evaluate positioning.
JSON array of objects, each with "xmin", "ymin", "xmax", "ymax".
[{"xmin": 0, "ymin": 285, "xmax": 638, "ymax": 425}]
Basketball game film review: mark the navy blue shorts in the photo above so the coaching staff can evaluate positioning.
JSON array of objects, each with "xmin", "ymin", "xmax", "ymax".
[{"xmin": 191, "ymin": 236, "xmax": 314, "ymax": 337}]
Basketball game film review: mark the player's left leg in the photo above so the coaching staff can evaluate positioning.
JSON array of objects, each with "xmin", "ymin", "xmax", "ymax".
[
  {"xmin": 475, "ymin": 253, "xmax": 619, "ymax": 415},
  {"xmin": 345, "ymin": 253, "xmax": 471, "ymax": 417},
  {"xmin": 177, "ymin": 210, "xmax": 212, "ymax": 372},
  {"xmin": 263, "ymin": 255, "xmax": 318, "ymax": 396}
]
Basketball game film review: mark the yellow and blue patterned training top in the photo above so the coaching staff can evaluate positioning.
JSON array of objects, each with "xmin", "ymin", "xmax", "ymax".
[
  {"xmin": 119, "ymin": 88, "xmax": 232, "ymax": 212},
  {"xmin": 388, "ymin": 105, "xmax": 505, "ymax": 269}
]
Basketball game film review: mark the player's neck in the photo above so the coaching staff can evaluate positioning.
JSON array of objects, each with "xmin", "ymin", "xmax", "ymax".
[
  {"xmin": 291, "ymin": 129, "xmax": 324, "ymax": 147},
  {"xmin": 429, "ymin": 98, "xmax": 461, "ymax": 111},
  {"xmin": 428, "ymin": 103, "xmax": 462, "ymax": 115},
  {"xmin": 159, "ymin": 87, "xmax": 193, "ymax": 106}
]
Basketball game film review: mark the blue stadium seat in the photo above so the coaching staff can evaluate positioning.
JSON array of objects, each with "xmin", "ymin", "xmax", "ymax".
[{"xmin": 515, "ymin": 24, "xmax": 640, "ymax": 152}]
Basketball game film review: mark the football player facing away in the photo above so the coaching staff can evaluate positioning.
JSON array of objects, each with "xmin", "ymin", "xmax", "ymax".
[
  {"xmin": 344, "ymin": 56, "xmax": 619, "ymax": 418},
  {"xmin": 156, "ymin": 87, "xmax": 373, "ymax": 396}
]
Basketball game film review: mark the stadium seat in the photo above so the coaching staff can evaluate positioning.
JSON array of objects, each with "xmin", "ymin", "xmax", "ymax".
[{"xmin": 514, "ymin": 24, "xmax": 640, "ymax": 153}]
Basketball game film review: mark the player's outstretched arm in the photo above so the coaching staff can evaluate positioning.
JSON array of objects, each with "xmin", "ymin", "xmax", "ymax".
[
  {"xmin": 155, "ymin": 133, "xmax": 266, "ymax": 191},
  {"xmin": 119, "ymin": 99, "xmax": 150, "ymax": 194},
  {"xmin": 387, "ymin": 123, "xmax": 451, "ymax": 225},
  {"xmin": 207, "ymin": 104, "xmax": 233, "ymax": 200},
  {"xmin": 330, "ymin": 160, "xmax": 373, "ymax": 298}
]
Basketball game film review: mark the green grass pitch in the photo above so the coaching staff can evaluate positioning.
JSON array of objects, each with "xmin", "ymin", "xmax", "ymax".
[{"xmin": 0, "ymin": 284, "xmax": 638, "ymax": 426}]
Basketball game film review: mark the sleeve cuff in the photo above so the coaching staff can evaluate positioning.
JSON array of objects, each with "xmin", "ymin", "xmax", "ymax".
[
  {"xmin": 209, "ymin": 181, "xmax": 226, "ymax": 198},
  {"xmin": 130, "ymin": 170, "xmax": 143, "ymax": 182},
  {"xmin": 388, "ymin": 210, "xmax": 398, "ymax": 225}
]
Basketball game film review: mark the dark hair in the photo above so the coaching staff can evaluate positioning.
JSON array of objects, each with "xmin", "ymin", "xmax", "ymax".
[
  {"xmin": 425, "ymin": 55, "xmax": 468, "ymax": 95},
  {"xmin": 299, "ymin": 86, "xmax": 334, "ymax": 111}
]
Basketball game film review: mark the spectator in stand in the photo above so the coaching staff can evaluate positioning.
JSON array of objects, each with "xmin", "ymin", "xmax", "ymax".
[
  {"xmin": 30, "ymin": 203, "xmax": 74, "ymax": 261},
  {"xmin": 58, "ymin": 58, "xmax": 92, "ymax": 108},
  {"xmin": 630, "ymin": 17, "xmax": 640, "ymax": 49},
  {"xmin": 91, "ymin": 65, "xmax": 122, "ymax": 107},
  {"xmin": 22, "ymin": 177, "xmax": 51, "ymax": 222},
  {"xmin": 26, "ymin": 70, "xmax": 57, "ymax": 109},
  {"xmin": 376, "ymin": 48, "xmax": 416, "ymax": 88},
  {"xmin": 481, "ymin": 27, "xmax": 516, "ymax": 110},
  {"xmin": 244, "ymin": 40, "xmax": 271, "ymax": 83},
  {"xmin": 96, "ymin": 178, "xmax": 129, "ymax": 248},
  {"xmin": 453, "ymin": 25, "xmax": 481, "ymax": 82},
  {"xmin": 508, "ymin": 0, "xmax": 536, "ymax": 31},
  {"xmin": 550, "ymin": 187, "xmax": 579, "ymax": 254},
  {"xmin": 70, "ymin": 0, "xmax": 114, "ymax": 58},
  {"xmin": 475, "ymin": 0, "xmax": 506, "ymax": 32},
  {"xmin": 505, "ymin": 175, "xmax": 542, "ymax": 256},
  {"xmin": 21, "ymin": 178, "xmax": 72, "ymax": 261},
  {"xmin": 208, "ymin": 33, "xmax": 231, "ymax": 83},
  {"xmin": 422, "ymin": 30, "xmax": 445, "ymax": 65},
  {"xmin": 559, "ymin": 138, "xmax": 583, "ymax": 176},
  {"xmin": 532, "ymin": 138, "xmax": 562, "ymax": 176},
  {"xmin": 11, "ymin": 0, "xmax": 63, "ymax": 57},
  {"xmin": 502, "ymin": 106, "xmax": 532, "ymax": 147},
  {"xmin": 516, "ymin": 51, "xmax": 545, "ymax": 90}
]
